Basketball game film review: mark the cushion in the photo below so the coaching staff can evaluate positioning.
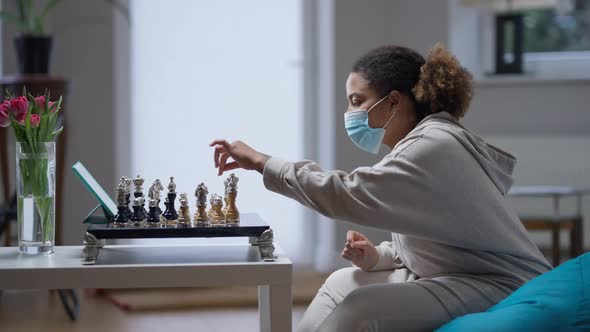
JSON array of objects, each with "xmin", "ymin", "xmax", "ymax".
[{"xmin": 436, "ymin": 252, "xmax": 590, "ymax": 332}]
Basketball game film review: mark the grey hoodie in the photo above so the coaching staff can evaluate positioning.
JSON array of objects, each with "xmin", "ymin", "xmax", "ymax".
[{"xmin": 263, "ymin": 111, "xmax": 551, "ymax": 317}]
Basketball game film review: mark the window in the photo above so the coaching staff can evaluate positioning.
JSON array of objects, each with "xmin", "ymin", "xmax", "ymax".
[
  {"xmin": 524, "ymin": 1, "xmax": 590, "ymax": 53},
  {"xmin": 131, "ymin": 0, "xmax": 306, "ymax": 263}
]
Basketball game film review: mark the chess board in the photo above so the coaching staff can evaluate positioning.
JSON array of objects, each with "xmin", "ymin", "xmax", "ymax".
[{"xmin": 86, "ymin": 213, "xmax": 270, "ymax": 240}]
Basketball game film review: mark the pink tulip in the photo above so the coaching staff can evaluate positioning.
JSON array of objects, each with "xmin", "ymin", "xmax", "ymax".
[
  {"xmin": 35, "ymin": 95, "xmax": 56, "ymax": 113},
  {"xmin": 0, "ymin": 101, "xmax": 9, "ymax": 127},
  {"xmin": 35, "ymin": 95, "xmax": 46, "ymax": 108},
  {"xmin": 9, "ymin": 96, "xmax": 28, "ymax": 124},
  {"xmin": 30, "ymin": 114, "xmax": 41, "ymax": 128}
]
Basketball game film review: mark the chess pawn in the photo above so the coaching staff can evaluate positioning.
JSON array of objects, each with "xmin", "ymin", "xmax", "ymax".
[
  {"xmin": 208, "ymin": 194, "xmax": 226, "ymax": 224},
  {"xmin": 225, "ymin": 174, "xmax": 240, "ymax": 223},
  {"xmin": 193, "ymin": 183, "xmax": 209, "ymax": 224},
  {"xmin": 146, "ymin": 198, "xmax": 161, "ymax": 225},
  {"xmin": 225, "ymin": 191, "xmax": 240, "ymax": 223},
  {"xmin": 162, "ymin": 177, "xmax": 179, "ymax": 225},
  {"xmin": 130, "ymin": 196, "xmax": 146, "ymax": 227},
  {"xmin": 177, "ymin": 193, "xmax": 191, "ymax": 226}
]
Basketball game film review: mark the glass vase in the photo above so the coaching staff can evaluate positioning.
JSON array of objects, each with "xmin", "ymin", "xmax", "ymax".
[{"xmin": 16, "ymin": 142, "xmax": 56, "ymax": 255}]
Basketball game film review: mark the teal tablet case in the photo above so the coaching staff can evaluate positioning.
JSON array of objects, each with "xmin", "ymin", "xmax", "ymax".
[{"xmin": 71, "ymin": 161, "xmax": 117, "ymax": 224}]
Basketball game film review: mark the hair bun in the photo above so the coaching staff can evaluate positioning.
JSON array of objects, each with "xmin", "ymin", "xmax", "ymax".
[{"xmin": 412, "ymin": 43, "xmax": 473, "ymax": 118}]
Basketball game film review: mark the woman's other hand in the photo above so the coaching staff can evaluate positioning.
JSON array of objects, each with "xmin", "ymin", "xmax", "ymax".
[
  {"xmin": 210, "ymin": 139, "xmax": 270, "ymax": 176},
  {"xmin": 341, "ymin": 230, "xmax": 379, "ymax": 271}
]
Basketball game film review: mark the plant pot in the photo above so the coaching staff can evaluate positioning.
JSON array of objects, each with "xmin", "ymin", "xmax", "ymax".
[
  {"xmin": 16, "ymin": 142, "xmax": 56, "ymax": 255},
  {"xmin": 14, "ymin": 35, "xmax": 53, "ymax": 75}
]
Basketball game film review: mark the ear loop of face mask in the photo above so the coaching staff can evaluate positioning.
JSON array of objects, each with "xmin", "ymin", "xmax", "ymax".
[{"xmin": 367, "ymin": 94, "xmax": 398, "ymax": 130}]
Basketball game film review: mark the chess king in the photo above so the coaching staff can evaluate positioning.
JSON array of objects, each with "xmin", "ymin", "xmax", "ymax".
[
  {"xmin": 194, "ymin": 183, "xmax": 209, "ymax": 224},
  {"xmin": 224, "ymin": 173, "xmax": 240, "ymax": 222}
]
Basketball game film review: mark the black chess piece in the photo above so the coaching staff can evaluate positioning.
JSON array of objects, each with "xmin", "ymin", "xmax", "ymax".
[
  {"xmin": 162, "ymin": 192, "xmax": 178, "ymax": 221},
  {"xmin": 130, "ymin": 204, "xmax": 145, "ymax": 226},
  {"xmin": 113, "ymin": 205, "xmax": 129, "ymax": 225},
  {"xmin": 124, "ymin": 191, "xmax": 132, "ymax": 219},
  {"xmin": 146, "ymin": 205, "xmax": 160, "ymax": 224},
  {"xmin": 133, "ymin": 190, "xmax": 149, "ymax": 220}
]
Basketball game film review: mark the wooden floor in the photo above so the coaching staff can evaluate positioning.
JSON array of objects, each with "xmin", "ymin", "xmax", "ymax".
[{"xmin": 0, "ymin": 289, "xmax": 306, "ymax": 332}]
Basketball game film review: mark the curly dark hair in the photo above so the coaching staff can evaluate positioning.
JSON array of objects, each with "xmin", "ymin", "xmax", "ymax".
[{"xmin": 352, "ymin": 43, "xmax": 473, "ymax": 121}]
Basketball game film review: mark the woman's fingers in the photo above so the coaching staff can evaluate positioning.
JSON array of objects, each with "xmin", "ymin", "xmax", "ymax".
[
  {"xmin": 346, "ymin": 230, "xmax": 368, "ymax": 248},
  {"xmin": 213, "ymin": 144, "xmax": 227, "ymax": 168},
  {"xmin": 210, "ymin": 139, "xmax": 230, "ymax": 148},
  {"xmin": 352, "ymin": 240, "xmax": 371, "ymax": 250},
  {"xmin": 344, "ymin": 243, "xmax": 364, "ymax": 256},
  {"xmin": 341, "ymin": 249, "xmax": 352, "ymax": 261},
  {"xmin": 223, "ymin": 162, "xmax": 240, "ymax": 173},
  {"xmin": 218, "ymin": 152, "xmax": 231, "ymax": 176}
]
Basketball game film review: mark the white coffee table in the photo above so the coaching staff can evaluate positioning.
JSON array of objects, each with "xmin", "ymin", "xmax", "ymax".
[{"xmin": 0, "ymin": 243, "xmax": 292, "ymax": 332}]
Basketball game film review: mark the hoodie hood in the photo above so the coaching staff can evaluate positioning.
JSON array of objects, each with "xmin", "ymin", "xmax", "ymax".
[{"xmin": 414, "ymin": 112, "xmax": 516, "ymax": 195}]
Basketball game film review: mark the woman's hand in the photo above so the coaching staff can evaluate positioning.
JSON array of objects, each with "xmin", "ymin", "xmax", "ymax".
[
  {"xmin": 210, "ymin": 139, "xmax": 271, "ymax": 176},
  {"xmin": 341, "ymin": 230, "xmax": 379, "ymax": 271}
]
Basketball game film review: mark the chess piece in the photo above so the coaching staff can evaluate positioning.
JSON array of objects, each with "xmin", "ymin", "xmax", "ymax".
[
  {"xmin": 193, "ymin": 183, "xmax": 209, "ymax": 224},
  {"xmin": 222, "ymin": 178, "xmax": 229, "ymax": 215},
  {"xmin": 123, "ymin": 176, "xmax": 133, "ymax": 219},
  {"xmin": 113, "ymin": 177, "xmax": 129, "ymax": 226},
  {"xmin": 177, "ymin": 193, "xmax": 191, "ymax": 226},
  {"xmin": 208, "ymin": 194, "xmax": 225, "ymax": 224},
  {"xmin": 224, "ymin": 173, "xmax": 240, "ymax": 223},
  {"xmin": 162, "ymin": 177, "xmax": 179, "ymax": 225},
  {"xmin": 133, "ymin": 175, "xmax": 148, "ymax": 220},
  {"xmin": 147, "ymin": 179, "xmax": 164, "ymax": 224},
  {"xmin": 130, "ymin": 196, "xmax": 146, "ymax": 226}
]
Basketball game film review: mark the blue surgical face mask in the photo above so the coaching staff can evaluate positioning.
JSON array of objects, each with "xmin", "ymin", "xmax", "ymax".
[{"xmin": 344, "ymin": 94, "xmax": 397, "ymax": 154}]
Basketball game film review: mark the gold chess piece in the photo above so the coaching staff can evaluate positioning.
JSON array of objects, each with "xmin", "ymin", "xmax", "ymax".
[
  {"xmin": 208, "ymin": 194, "xmax": 226, "ymax": 224},
  {"xmin": 177, "ymin": 193, "xmax": 191, "ymax": 226},
  {"xmin": 193, "ymin": 183, "xmax": 209, "ymax": 224},
  {"xmin": 224, "ymin": 173, "xmax": 240, "ymax": 223}
]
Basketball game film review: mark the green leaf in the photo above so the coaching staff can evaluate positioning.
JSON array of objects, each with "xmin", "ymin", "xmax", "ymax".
[
  {"xmin": 39, "ymin": 0, "xmax": 61, "ymax": 21},
  {"xmin": 51, "ymin": 126, "xmax": 63, "ymax": 137}
]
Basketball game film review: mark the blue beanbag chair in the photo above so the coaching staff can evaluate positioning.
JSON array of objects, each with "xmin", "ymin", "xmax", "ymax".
[{"xmin": 436, "ymin": 252, "xmax": 590, "ymax": 332}]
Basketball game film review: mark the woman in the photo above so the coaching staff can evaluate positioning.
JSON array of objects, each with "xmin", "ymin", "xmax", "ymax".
[{"xmin": 210, "ymin": 44, "xmax": 551, "ymax": 332}]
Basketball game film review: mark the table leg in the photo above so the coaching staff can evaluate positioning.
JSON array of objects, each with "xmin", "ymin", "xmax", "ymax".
[
  {"xmin": 551, "ymin": 223, "xmax": 560, "ymax": 267},
  {"xmin": 259, "ymin": 283, "xmax": 292, "ymax": 332},
  {"xmin": 250, "ymin": 229, "xmax": 276, "ymax": 262},
  {"xmin": 570, "ymin": 216, "xmax": 583, "ymax": 258}
]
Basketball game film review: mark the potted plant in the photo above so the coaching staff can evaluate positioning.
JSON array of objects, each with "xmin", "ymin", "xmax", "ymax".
[{"xmin": 1, "ymin": 0, "xmax": 62, "ymax": 75}]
